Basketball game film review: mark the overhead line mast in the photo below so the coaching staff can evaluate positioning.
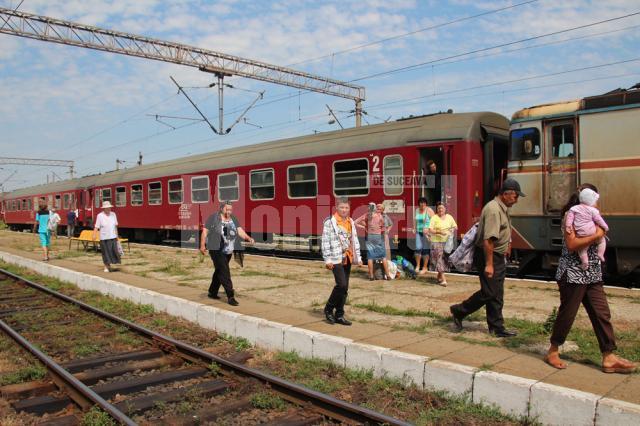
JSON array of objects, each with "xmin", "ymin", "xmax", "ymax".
[{"xmin": 0, "ymin": 7, "xmax": 366, "ymax": 126}]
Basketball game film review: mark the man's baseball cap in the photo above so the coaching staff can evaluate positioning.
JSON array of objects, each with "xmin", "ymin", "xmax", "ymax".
[{"xmin": 500, "ymin": 178, "xmax": 526, "ymax": 197}]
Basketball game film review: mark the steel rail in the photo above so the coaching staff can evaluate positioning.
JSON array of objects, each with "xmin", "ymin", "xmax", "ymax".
[
  {"xmin": 0, "ymin": 318, "xmax": 137, "ymax": 426},
  {"xmin": 0, "ymin": 268, "xmax": 411, "ymax": 425}
]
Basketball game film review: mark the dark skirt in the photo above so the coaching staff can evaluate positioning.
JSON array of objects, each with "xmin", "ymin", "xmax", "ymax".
[
  {"xmin": 366, "ymin": 234, "xmax": 386, "ymax": 260},
  {"xmin": 100, "ymin": 238, "xmax": 121, "ymax": 265}
]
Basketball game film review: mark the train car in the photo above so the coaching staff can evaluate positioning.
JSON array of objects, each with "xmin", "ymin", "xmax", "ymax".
[
  {"xmin": 508, "ymin": 86, "xmax": 640, "ymax": 276},
  {"xmin": 2, "ymin": 180, "xmax": 86, "ymax": 232},
  {"xmin": 2, "ymin": 112, "xmax": 510, "ymax": 253}
]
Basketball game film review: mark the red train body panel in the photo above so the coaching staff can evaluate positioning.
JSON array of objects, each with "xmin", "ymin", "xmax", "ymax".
[{"xmin": 2, "ymin": 112, "xmax": 509, "ymax": 251}]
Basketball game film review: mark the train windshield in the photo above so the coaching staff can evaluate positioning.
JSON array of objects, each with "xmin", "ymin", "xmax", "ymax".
[{"xmin": 509, "ymin": 128, "xmax": 540, "ymax": 161}]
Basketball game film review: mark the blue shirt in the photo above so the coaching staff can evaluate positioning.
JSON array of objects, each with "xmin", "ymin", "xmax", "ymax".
[{"xmin": 35, "ymin": 210, "xmax": 50, "ymax": 233}]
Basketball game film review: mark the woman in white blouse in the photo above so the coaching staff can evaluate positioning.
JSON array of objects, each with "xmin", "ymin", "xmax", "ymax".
[{"xmin": 93, "ymin": 201, "xmax": 121, "ymax": 272}]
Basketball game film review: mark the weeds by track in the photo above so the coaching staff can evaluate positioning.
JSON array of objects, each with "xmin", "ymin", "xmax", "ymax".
[{"xmin": 0, "ymin": 268, "xmax": 409, "ymax": 425}]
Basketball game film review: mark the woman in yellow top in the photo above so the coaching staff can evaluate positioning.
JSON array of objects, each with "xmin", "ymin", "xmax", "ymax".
[{"xmin": 428, "ymin": 202, "xmax": 458, "ymax": 286}]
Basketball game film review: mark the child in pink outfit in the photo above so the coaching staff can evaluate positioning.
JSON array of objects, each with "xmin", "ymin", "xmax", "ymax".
[{"xmin": 565, "ymin": 188, "xmax": 608, "ymax": 269}]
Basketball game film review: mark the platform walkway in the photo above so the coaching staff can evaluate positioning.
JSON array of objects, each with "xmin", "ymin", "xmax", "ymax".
[{"xmin": 0, "ymin": 245, "xmax": 638, "ymax": 425}]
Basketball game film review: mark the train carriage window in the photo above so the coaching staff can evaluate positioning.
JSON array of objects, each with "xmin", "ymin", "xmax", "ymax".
[
  {"xmin": 28, "ymin": 199, "xmax": 32, "ymax": 211},
  {"xmin": 288, "ymin": 164, "xmax": 317, "ymax": 198},
  {"xmin": 551, "ymin": 124, "xmax": 575, "ymax": 158},
  {"xmin": 191, "ymin": 176, "xmax": 210, "ymax": 203},
  {"xmin": 383, "ymin": 155, "xmax": 403, "ymax": 196},
  {"xmin": 115, "ymin": 186, "xmax": 127, "ymax": 207},
  {"xmin": 218, "ymin": 173, "xmax": 239, "ymax": 202},
  {"xmin": 168, "ymin": 179, "xmax": 183, "ymax": 204},
  {"xmin": 333, "ymin": 158, "xmax": 369, "ymax": 196},
  {"xmin": 70, "ymin": 194, "xmax": 76, "ymax": 209},
  {"xmin": 94, "ymin": 190, "xmax": 100, "ymax": 208},
  {"xmin": 131, "ymin": 184, "xmax": 143, "ymax": 206},
  {"xmin": 22, "ymin": 199, "xmax": 27, "ymax": 210},
  {"xmin": 101, "ymin": 188, "xmax": 112, "ymax": 205},
  {"xmin": 250, "ymin": 169, "xmax": 275, "ymax": 200},
  {"xmin": 509, "ymin": 128, "xmax": 540, "ymax": 161},
  {"xmin": 148, "ymin": 182, "xmax": 162, "ymax": 205},
  {"xmin": 63, "ymin": 194, "xmax": 70, "ymax": 209},
  {"xmin": 54, "ymin": 194, "xmax": 61, "ymax": 209},
  {"xmin": 33, "ymin": 197, "xmax": 38, "ymax": 211}
]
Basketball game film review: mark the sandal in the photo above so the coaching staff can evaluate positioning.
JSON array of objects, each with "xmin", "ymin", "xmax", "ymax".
[
  {"xmin": 602, "ymin": 359, "xmax": 637, "ymax": 374},
  {"xmin": 544, "ymin": 354, "xmax": 567, "ymax": 370}
]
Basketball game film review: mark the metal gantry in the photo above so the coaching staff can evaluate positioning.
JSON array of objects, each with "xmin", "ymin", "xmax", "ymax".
[
  {"xmin": 0, "ymin": 7, "xmax": 366, "ymax": 126},
  {"xmin": 0, "ymin": 157, "xmax": 74, "ymax": 178}
]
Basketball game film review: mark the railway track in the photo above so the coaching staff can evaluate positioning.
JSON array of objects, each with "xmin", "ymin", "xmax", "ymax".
[{"xmin": 0, "ymin": 268, "xmax": 411, "ymax": 425}]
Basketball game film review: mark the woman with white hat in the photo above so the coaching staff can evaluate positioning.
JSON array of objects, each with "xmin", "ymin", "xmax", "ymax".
[{"xmin": 92, "ymin": 201, "xmax": 121, "ymax": 272}]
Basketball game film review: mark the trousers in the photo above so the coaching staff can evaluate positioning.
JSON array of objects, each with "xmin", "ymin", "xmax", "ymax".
[
  {"xmin": 325, "ymin": 260, "xmax": 351, "ymax": 318},
  {"xmin": 550, "ymin": 279, "xmax": 616, "ymax": 353},
  {"xmin": 456, "ymin": 250, "xmax": 506, "ymax": 331},
  {"xmin": 208, "ymin": 250, "xmax": 234, "ymax": 298}
]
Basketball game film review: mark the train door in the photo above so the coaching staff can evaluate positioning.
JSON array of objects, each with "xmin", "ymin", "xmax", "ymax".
[
  {"xmin": 544, "ymin": 119, "xmax": 577, "ymax": 212},
  {"xmin": 419, "ymin": 147, "xmax": 444, "ymax": 206},
  {"xmin": 482, "ymin": 134, "xmax": 509, "ymax": 204}
]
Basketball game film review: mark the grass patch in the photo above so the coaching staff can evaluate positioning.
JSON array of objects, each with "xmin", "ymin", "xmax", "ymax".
[
  {"xmin": 353, "ymin": 300, "xmax": 443, "ymax": 319},
  {"xmin": 260, "ymin": 350, "xmax": 533, "ymax": 425},
  {"xmin": 82, "ymin": 407, "xmax": 116, "ymax": 426},
  {"xmin": 0, "ymin": 365, "xmax": 47, "ymax": 385},
  {"xmin": 239, "ymin": 269, "xmax": 288, "ymax": 279},
  {"xmin": 219, "ymin": 334, "xmax": 252, "ymax": 352},
  {"xmin": 153, "ymin": 258, "xmax": 189, "ymax": 276},
  {"xmin": 415, "ymin": 390, "xmax": 537, "ymax": 425},
  {"xmin": 251, "ymin": 391, "xmax": 286, "ymax": 410}
]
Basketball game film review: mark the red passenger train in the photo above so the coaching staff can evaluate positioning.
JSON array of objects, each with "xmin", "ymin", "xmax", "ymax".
[{"xmin": 1, "ymin": 112, "xmax": 510, "ymax": 254}]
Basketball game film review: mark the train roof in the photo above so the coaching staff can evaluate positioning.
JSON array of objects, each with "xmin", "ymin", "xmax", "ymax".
[
  {"xmin": 4, "ymin": 111, "xmax": 508, "ymax": 198},
  {"xmin": 512, "ymin": 85, "xmax": 640, "ymax": 121}
]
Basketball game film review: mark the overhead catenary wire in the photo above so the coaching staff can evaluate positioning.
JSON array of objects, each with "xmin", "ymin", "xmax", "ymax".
[
  {"xmin": 365, "ymin": 57, "xmax": 640, "ymax": 110},
  {"xmin": 351, "ymin": 11, "xmax": 640, "ymax": 82},
  {"xmin": 285, "ymin": 0, "xmax": 540, "ymax": 68},
  {"xmin": 217, "ymin": 12, "xmax": 640, "ymax": 118},
  {"xmin": 7, "ymin": 4, "xmax": 640, "ymax": 188}
]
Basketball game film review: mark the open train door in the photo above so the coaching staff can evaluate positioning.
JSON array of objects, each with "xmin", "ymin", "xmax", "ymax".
[{"xmin": 544, "ymin": 119, "xmax": 577, "ymax": 213}]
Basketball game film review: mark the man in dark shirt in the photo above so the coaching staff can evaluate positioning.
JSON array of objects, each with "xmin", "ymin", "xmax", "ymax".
[
  {"xmin": 426, "ymin": 160, "xmax": 442, "ymax": 204},
  {"xmin": 66, "ymin": 208, "xmax": 77, "ymax": 238}
]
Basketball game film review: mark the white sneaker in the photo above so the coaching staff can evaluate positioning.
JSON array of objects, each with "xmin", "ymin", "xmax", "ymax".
[{"xmin": 103, "ymin": 268, "xmax": 109, "ymax": 273}]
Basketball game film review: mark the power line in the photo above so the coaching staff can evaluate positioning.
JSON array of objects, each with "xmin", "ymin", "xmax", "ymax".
[
  {"xmin": 352, "ymin": 11, "xmax": 640, "ymax": 82},
  {"xmin": 286, "ymin": 0, "xmax": 540, "ymax": 67},
  {"xmin": 365, "ymin": 72, "xmax": 640, "ymax": 113},
  {"xmin": 216, "ymin": 12, "xmax": 640, "ymax": 118},
  {"xmin": 365, "ymin": 57, "xmax": 640, "ymax": 110}
]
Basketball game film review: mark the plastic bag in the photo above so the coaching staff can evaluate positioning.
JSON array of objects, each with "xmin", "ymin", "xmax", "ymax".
[
  {"xmin": 444, "ymin": 233, "xmax": 456, "ymax": 254},
  {"xmin": 116, "ymin": 240, "xmax": 124, "ymax": 257}
]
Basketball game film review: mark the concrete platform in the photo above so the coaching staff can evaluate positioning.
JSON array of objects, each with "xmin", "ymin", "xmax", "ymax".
[{"xmin": 1, "ymin": 247, "xmax": 639, "ymax": 426}]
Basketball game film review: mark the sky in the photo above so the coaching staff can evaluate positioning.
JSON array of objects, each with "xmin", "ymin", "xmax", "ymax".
[{"xmin": 0, "ymin": 0, "xmax": 639, "ymax": 191}]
